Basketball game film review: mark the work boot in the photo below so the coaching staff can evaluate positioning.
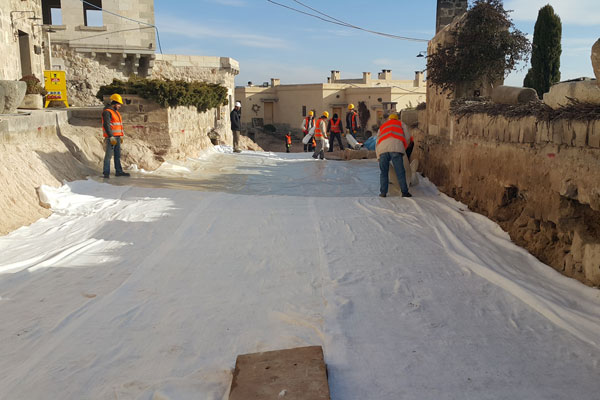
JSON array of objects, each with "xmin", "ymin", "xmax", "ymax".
[
  {"xmin": 115, "ymin": 172, "xmax": 130, "ymax": 177},
  {"xmin": 402, "ymin": 192, "xmax": 412, "ymax": 198},
  {"xmin": 379, "ymin": 193, "xmax": 386, "ymax": 198},
  {"xmin": 103, "ymin": 174, "xmax": 109, "ymax": 179}
]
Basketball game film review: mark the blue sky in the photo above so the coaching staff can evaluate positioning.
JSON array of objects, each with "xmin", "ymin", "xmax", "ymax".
[{"xmin": 154, "ymin": 0, "xmax": 599, "ymax": 87}]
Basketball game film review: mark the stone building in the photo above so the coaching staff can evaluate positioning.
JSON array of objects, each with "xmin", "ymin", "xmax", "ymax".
[
  {"xmin": 0, "ymin": 0, "xmax": 48, "ymax": 80},
  {"xmin": 235, "ymin": 69, "xmax": 426, "ymax": 135},
  {"xmin": 41, "ymin": 0, "xmax": 156, "ymax": 105}
]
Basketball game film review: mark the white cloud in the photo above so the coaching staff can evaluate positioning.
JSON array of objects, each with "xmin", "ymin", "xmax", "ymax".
[
  {"xmin": 505, "ymin": 0, "xmax": 600, "ymax": 26},
  {"xmin": 157, "ymin": 15, "xmax": 287, "ymax": 49}
]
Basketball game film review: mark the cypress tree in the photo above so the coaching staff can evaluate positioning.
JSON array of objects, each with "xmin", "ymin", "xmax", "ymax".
[{"xmin": 523, "ymin": 5, "xmax": 562, "ymax": 97}]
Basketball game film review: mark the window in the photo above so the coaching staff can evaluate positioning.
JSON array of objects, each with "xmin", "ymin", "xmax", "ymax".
[
  {"xmin": 83, "ymin": 0, "xmax": 103, "ymax": 27},
  {"xmin": 302, "ymin": 106, "xmax": 306, "ymax": 117},
  {"xmin": 42, "ymin": 0, "xmax": 62, "ymax": 25}
]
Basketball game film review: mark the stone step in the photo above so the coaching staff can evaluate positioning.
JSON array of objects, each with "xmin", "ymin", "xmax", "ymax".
[{"xmin": 229, "ymin": 346, "xmax": 330, "ymax": 400}]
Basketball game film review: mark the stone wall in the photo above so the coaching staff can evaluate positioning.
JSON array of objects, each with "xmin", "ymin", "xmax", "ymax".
[
  {"xmin": 436, "ymin": 0, "xmax": 468, "ymax": 33},
  {"xmin": 412, "ymin": 109, "xmax": 600, "ymax": 286},
  {"xmin": 0, "ymin": 1, "xmax": 45, "ymax": 81}
]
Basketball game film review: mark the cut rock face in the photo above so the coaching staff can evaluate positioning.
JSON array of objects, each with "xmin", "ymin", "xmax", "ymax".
[{"xmin": 0, "ymin": 81, "xmax": 27, "ymax": 114}]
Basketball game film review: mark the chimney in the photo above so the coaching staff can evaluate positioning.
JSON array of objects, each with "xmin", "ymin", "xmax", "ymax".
[
  {"xmin": 378, "ymin": 69, "xmax": 392, "ymax": 80},
  {"xmin": 436, "ymin": 0, "xmax": 468, "ymax": 33},
  {"xmin": 271, "ymin": 78, "xmax": 280, "ymax": 87},
  {"xmin": 414, "ymin": 71, "xmax": 424, "ymax": 87},
  {"xmin": 362, "ymin": 72, "xmax": 371, "ymax": 84},
  {"xmin": 330, "ymin": 70, "xmax": 340, "ymax": 82}
]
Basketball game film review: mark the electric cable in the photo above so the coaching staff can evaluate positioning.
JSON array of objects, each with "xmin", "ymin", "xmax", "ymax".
[
  {"xmin": 78, "ymin": 0, "xmax": 163, "ymax": 53},
  {"xmin": 266, "ymin": 0, "xmax": 428, "ymax": 42}
]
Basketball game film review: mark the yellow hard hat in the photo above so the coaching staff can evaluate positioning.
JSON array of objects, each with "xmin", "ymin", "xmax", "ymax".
[
  {"xmin": 110, "ymin": 93, "xmax": 123, "ymax": 104},
  {"xmin": 389, "ymin": 113, "xmax": 399, "ymax": 120},
  {"xmin": 348, "ymin": 103, "xmax": 355, "ymax": 110},
  {"xmin": 323, "ymin": 111, "xmax": 329, "ymax": 118},
  {"xmin": 308, "ymin": 110, "xmax": 314, "ymax": 116}
]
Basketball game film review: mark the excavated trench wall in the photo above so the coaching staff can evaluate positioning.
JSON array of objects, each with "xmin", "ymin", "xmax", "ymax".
[
  {"xmin": 0, "ymin": 98, "xmax": 260, "ymax": 235},
  {"xmin": 411, "ymin": 107, "xmax": 600, "ymax": 286}
]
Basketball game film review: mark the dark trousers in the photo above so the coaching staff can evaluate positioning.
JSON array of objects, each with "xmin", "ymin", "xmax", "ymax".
[
  {"xmin": 379, "ymin": 152, "xmax": 409, "ymax": 195},
  {"xmin": 103, "ymin": 138, "xmax": 123, "ymax": 176},
  {"xmin": 328, "ymin": 132, "xmax": 343, "ymax": 151},
  {"xmin": 286, "ymin": 144, "xmax": 291, "ymax": 153}
]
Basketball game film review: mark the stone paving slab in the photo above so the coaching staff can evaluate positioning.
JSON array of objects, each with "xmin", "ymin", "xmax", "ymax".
[{"xmin": 229, "ymin": 346, "xmax": 330, "ymax": 400}]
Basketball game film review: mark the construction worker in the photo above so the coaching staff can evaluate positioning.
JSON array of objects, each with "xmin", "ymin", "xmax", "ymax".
[
  {"xmin": 230, "ymin": 101, "xmax": 242, "ymax": 153},
  {"xmin": 327, "ymin": 113, "xmax": 344, "ymax": 152},
  {"xmin": 376, "ymin": 112, "xmax": 413, "ymax": 198},
  {"xmin": 346, "ymin": 103, "xmax": 360, "ymax": 148},
  {"xmin": 285, "ymin": 132, "xmax": 292, "ymax": 153},
  {"xmin": 301, "ymin": 110, "xmax": 315, "ymax": 152},
  {"xmin": 102, "ymin": 93, "xmax": 130, "ymax": 179},
  {"xmin": 312, "ymin": 111, "xmax": 329, "ymax": 160}
]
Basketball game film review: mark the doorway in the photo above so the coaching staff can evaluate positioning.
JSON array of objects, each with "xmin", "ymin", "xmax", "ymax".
[
  {"xmin": 18, "ymin": 30, "xmax": 33, "ymax": 77},
  {"xmin": 263, "ymin": 102, "xmax": 274, "ymax": 125}
]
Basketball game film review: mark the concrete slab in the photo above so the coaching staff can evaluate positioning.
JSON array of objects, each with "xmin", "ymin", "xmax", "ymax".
[{"xmin": 229, "ymin": 346, "xmax": 330, "ymax": 400}]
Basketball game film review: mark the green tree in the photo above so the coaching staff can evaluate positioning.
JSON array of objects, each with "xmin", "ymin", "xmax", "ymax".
[
  {"xmin": 523, "ymin": 4, "xmax": 562, "ymax": 97},
  {"xmin": 427, "ymin": 0, "xmax": 530, "ymax": 95}
]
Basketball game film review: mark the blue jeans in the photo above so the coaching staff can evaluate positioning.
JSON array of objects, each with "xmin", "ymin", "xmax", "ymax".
[
  {"xmin": 103, "ymin": 138, "xmax": 123, "ymax": 176},
  {"xmin": 379, "ymin": 152, "xmax": 409, "ymax": 195}
]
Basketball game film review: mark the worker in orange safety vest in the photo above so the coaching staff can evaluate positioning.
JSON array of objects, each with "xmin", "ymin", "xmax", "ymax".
[
  {"xmin": 301, "ymin": 111, "xmax": 315, "ymax": 152},
  {"xmin": 102, "ymin": 93, "xmax": 130, "ymax": 179},
  {"xmin": 285, "ymin": 132, "xmax": 292, "ymax": 153},
  {"xmin": 327, "ymin": 113, "xmax": 344, "ymax": 152},
  {"xmin": 376, "ymin": 112, "xmax": 414, "ymax": 198},
  {"xmin": 312, "ymin": 111, "xmax": 329, "ymax": 160}
]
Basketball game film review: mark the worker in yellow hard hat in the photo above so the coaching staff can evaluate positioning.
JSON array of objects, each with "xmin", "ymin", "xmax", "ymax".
[
  {"xmin": 102, "ymin": 93, "xmax": 130, "ymax": 178},
  {"xmin": 301, "ymin": 110, "xmax": 315, "ymax": 152},
  {"xmin": 376, "ymin": 111, "xmax": 414, "ymax": 198},
  {"xmin": 346, "ymin": 103, "xmax": 359, "ymax": 148},
  {"xmin": 311, "ymin": 111, "xmax": 329, "ymax": 160}
]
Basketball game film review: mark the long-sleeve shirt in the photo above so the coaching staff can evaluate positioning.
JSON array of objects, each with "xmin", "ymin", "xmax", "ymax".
[{"xmin": 230, "ymin": 108, "xmax": 241, "ymax": 131}]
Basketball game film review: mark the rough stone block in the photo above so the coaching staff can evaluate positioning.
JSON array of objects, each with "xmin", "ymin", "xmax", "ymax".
[
  {"xmin": 552, "ymin": 120, "xmax": 563, "ymax": 145},
  {"xmin": 573, "ymin": 121, "xmax": 589, "ymax": 147},
  {"xmin": 0, "ymin": 80, "xmax": 27, "ymax": 114},
  {"xmin": 229, "ymin": 346, "xmax": 330, "ymax": 400},
  {"xmin": 491, "ymin": 85, "xmax": 539, "ymax": 104},
  {"xmin": 589, "ymin": 120, "xmax": 600, "ymax": 148},
  {"xmin": 561, "ymin": 120, "xmax": 575, "ymax": 146},
  {"xmin": 592, "ymin": 39, "xmax": 600, "ymax": 83},
  {"xmin": 543, "ymin": 80, "xmax": 600, "ymax": 109},
  {"xmin": 583, "ymin": 242, "xmax": 600, "ymax": 285}
]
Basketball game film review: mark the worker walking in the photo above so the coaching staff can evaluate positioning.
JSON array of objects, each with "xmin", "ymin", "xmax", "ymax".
[
  {"xmin": 328, "ymin": 113, "xmax": 344, "ymax": 152},
  {"xmin": 312, "ymin": 111, "xmax": 329, "ymax": 160},
  {"xmin": 285, "ymin": 132, "xmax": 292, "ymax": 153},
  {"xmin": 301, "ymin": 111, "xmax": 315, "ymax": 152},
  {"xmin": 346, "ymin": 103, "xmax": 360, "ymax": 148},
  {"xmin": 376, "ymin": 112, "xmax": 413, "ymax": 198},
  {"xmin": 231, "ymin": 101, "xmax": 242, "ymax": 153},
  {"xmin": 102, "ymin": 93, "xmax": 130, "ymax": 179}
]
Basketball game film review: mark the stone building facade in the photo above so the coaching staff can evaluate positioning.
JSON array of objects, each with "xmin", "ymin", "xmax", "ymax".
[
  {"xmin": 0, "ymin": 0, "xmax": 47, "ymax": 80},
  {"xmin": 43, "ymin": 0, "xmax": 156, "ymax": 105},
  {"xmin": 235, "ymin": 69, "xmax": 426, "ymax": 136}
]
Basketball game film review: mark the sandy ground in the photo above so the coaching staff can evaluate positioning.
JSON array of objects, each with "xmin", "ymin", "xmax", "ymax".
[{"xmin": 0, "ymin": 149, "xmax": 599, "ymax": 400}]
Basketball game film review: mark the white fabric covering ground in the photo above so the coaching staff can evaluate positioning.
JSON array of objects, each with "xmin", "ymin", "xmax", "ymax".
[{"xmin": 1, "ymin": 148, "xmax": 599, "ymax": 400}]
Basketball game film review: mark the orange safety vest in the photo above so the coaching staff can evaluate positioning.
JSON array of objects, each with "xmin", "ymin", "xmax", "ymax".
[
  {"xmin": 314, "ymin": 118, "xmax": 326, "ymax": 139},
  {"xmin": 286, "ymin": 134, "xmax": 292, "ymax": 145},
  {"xmin": 377, "ymin": 119, "xmax": 408, "ymax": 148},
  {"xmin": 102, "ymin": 108, "xmax": 124, "ymax": 137},
  {"xmin": 330, "ymin": 118, "xmax": 341, "ymax": 133},
  {"xmin": 303, "ymin": 117, "xmax": 312, "ymax": 134},
  {"xmin": 350, "ymin": 111, "xmax": 358, "ymax": 130}
]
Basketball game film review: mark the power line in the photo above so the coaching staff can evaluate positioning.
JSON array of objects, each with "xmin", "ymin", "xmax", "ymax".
[
  {"xmin": 78, "ymin": 0, "xmax": 163, "ymax": 53},
  {"xmin": 266, "ymin": 0, "xmax": 429, "ymax": 43}
]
